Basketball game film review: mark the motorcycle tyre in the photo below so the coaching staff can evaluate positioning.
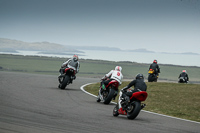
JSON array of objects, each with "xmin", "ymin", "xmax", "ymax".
[
  {"xmin": 148, "ymin": 75, "xmax": 152, "ymax": 82},
  {"xmin": 113, "ymin": 104, "xmax": 119, "ymax": 117},
  {"xmin": 127, "ymin": 101, "xmax": 141, "ymax": 120},
  {"xmin": 103, "ymin": 88, "xmax": 115, "ymax": 104},
  {"xmin": 148, "ymin": 75, "xmax": 153, "ymax": 82},
  {"xmin": 178, "ymin": 79, "xmax": 187, "ymax": 83},
  {"xmin": 154, "ymin": 77, "xmax": 158, "ymax": 82},
  {"xmin": 60, "ymin": 75, "xmax": 70, "ymax": 89}
]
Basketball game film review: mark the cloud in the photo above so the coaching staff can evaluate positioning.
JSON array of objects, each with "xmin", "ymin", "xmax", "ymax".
[{"xmin": 0, "ymin": 0, "xmax": 200, "ymax": 53}]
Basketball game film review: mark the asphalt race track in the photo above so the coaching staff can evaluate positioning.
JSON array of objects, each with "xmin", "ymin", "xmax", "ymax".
[{"xmin": 0, "ymin": 71, "xmax": 199, "ymax": 133}]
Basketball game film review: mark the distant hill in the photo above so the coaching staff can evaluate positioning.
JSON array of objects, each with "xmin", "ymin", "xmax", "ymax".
[
  {"xmin": 67, "ymin": 45, "xmax": 121, "ymax": 51},
  {"xmin": 179, "ymin": 52, "xmax": 199, "ymax": 55},
  {"xmin": 1, "ymin": 38, "xmax": 199, "ymax": 55},
  {"xmin": 0, "ymin": 38, "xmax": 82, "ymax": 53},
  {"xmin": 125, "ymin": 48, "xmax": 155, "ymax": 53}
]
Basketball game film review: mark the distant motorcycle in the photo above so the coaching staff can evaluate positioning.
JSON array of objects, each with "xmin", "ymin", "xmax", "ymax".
[
  {"xmin": 113, "ymin": 89, "xmax": 148, "ymax": 120},
  {"xmin": 58, "ymin": 66, "xmax": 76, "ymax": 89},
  {"xmin": 97, "ymin": 79, "xmax": 119, "ymax": 104},
  {"xmin": 148, "ymin": 69, "xmax": 158, "ymax": 82}
]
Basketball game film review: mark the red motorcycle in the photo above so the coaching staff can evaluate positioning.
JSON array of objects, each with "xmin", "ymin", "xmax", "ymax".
[
  {"xmin": 58, "ymin": 67, "xmax": 76, "ymax": 89},
  {"xmin": 97, "ymin": 79, "xmax": 119, "ymax": 104},
  {"xmin": 113, "ymin": 89, "xmax": 148, "ymax": 119}
]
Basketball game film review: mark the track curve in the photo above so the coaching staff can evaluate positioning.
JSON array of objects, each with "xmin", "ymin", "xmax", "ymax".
[{"xmin": 0, "ymin": 71, "xmax": 199, "ymax": 133}]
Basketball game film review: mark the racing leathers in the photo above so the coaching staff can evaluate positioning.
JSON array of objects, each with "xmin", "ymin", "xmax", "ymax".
[
  {"xmin": 102, "ymin": 69, "xmax": 123, "ymax": 85},
  {"xmin": 149, "ymin": 62, "xmax": 160, "ymax": 76},
  {"xmin": 121, "ymin": 78, "xmax": 147, "ymax": 108},
  {"xmin": 60, "ymin": 59, "xmax": 80, "ymax": 73},
  {"xmin": 100, "ymin": 69, "xmax": 123, "ymax": 100},
  {"xmin": 59, "ymin": 58, "xmax": 80, "ymax": 82}
]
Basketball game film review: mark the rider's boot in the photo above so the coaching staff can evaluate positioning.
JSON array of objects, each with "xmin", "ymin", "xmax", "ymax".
[
  {"xmin": 58, "ymin": 68, "xmax": 65, "ymax": 78},
  {"xmin": 113, "ymin": 93, "xmax": 117, "ymax": 100},
  {"xmin": 141, "ymin": 103, "xmax": 146, "ymax": 109},
  {"xmin": 96, "ymin": 93, "xmax": 101, "ymax": 102}
]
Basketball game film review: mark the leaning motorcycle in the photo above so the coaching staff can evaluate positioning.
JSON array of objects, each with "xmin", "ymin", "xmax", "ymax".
[
  {"xmin": 178, "ymin": 77, "xmax": 188, "ymax": 83},
  {"xmin": 148, "ymin": 69, "xmax": 158, "ymax": 82},
  {"xmin": 113, "ymin": 89, "xmax": 148, "ymax": 120},
  {"xmin": 58, "ymin": 66, "xmax": 76, "ymax": 89},
  {"xmin": 97, "ymin": 79, "xmax": 119, "ymax": 104}
]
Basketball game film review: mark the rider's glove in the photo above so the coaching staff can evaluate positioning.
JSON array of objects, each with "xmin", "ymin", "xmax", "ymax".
[
  {"xmin": 121, "ymin": 87, "xmax": 128, "ymax": 93},
  {"xmin": 101, "ymin": 76, "xmax": 108, "ymax": 81}
]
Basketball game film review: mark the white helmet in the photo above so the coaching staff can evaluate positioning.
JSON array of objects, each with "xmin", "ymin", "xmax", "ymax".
[
  {"xmin": 115, "ymin": 66, "xmax": 122, "ymax": 72},
  {"xmin": 73, "ymin": 54, "xmax": 78, "ymax": 61}
]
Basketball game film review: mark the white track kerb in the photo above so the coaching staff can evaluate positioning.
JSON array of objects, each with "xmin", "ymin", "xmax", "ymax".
[{"xmin": 80, "ymin": 83, "xmax": 200, "ymax": 124}]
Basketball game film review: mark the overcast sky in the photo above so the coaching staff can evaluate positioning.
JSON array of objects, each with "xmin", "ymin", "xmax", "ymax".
[{"xmin": 0, "ymin": 0, "xmax": 200, "ymax": 53}]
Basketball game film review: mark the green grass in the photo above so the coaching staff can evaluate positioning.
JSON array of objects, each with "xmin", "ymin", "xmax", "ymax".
[
  {"xmin": 0, "ymin": 54, "xmax": 62, "ymax": 75},
  {"xmin": 84, "ymin": 82, "xmax": 200, "ymax": 122},
  {"xmin": 1, "ymin": 54, "xmax": 200, "ymax": 83}
]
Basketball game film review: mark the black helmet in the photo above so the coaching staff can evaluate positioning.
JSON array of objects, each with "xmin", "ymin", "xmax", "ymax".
[{"xmin": 136, "ymin": 73, "xmax": 144, "ymax": 80}]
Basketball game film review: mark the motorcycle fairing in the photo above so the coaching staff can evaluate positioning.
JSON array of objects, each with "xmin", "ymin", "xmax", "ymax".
[
  {"xmin": 118, "ymin": 107, "xmax": 127, "ymax": 115},
  {"xmin": 148, "ymin": 69, "xmax": 154, "ymax": 74},
  {"xmin": 106, "ymin": 80, "xmax": 119, "ymax": 89},
  {"xmin": 130, "ymin": 91, "xmax": 148, "ymax": 101},
  {"xmin": 64, "ymin": 68, "xmax": 75, "ymax": 75}
]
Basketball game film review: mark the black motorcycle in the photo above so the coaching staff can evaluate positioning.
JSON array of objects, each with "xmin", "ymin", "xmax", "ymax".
[
  {"xmin": 58, "ymin": 67, "xmax": 76, "ymax": 89},
  {"xmin": 178, "ymin": 77, "xmax": 188, "ymax": 83},
  {"xmin": 148, "ymin": 69, "xmax": 158, "ymax": 82}
]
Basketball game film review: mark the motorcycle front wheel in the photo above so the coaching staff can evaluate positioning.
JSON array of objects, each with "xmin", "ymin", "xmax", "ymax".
[
  {"xmin": 127, "ymin": 101, "xmax": 141, "ymax": 120},
  {"xmin": 113, "ymin": 104, "xmax": 119, "ymax": 117}
]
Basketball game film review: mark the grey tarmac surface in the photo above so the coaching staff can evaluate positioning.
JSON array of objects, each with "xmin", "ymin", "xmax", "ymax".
[{"xmin": 0, "ymin": 71, "xmax": 199, "ymax": 133}]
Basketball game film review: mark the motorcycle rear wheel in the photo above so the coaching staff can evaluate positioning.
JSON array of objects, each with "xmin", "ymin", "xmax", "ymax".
[
  {"xmin": 127, "ymin": 101, "xmax": 141, "ymax": 120},
  {"xmin": 103, "ymin": 88, "xmax": 115, "ymax": 104},
  {"xmin": 60, "ymin": 75, "xmax": 70, "ymax": 89},
  {"xmin": 148, "ymin": 75, "xmax": 153, "ymax": 82}
]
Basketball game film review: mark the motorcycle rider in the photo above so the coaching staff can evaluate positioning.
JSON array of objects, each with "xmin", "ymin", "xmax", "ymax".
[
  {"xmin": 97, "ymin": 66, "xmax": 123, "ymax": 101},
  {"xmin": 120, "ymin": 73, "xmax": 147, "ymax": 109},
  {"xmin": 179, "ymin": 70, "xmax": 189, "ymax": 83},
  {"xmin": 149, "ymin": 59, "xmax": 160, "ymax": 77},
  {"xmin": 59, "ymin": 54, "xmax": 80, "ymax": 82}
]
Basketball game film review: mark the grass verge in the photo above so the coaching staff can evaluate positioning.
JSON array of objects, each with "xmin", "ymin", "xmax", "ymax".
[{"xmin": 1, "ymin": 54, "xmax": 200, "ymax": 82}]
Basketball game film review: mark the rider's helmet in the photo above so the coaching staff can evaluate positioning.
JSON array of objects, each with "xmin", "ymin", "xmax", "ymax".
[
  {"xmin": 153, "ymin": 60, "xmax": 157, "ymax": 64},
  {"xmin": 136, "ymin": 73, "xmax": 144, "ymax": 80},
  {"xmin": 115, "ymin": 66, "xmax": 122, "ymax": 72},
  {"xmin": 182, "ymin": 70, "xmax": 187, "ymax": 73},
  {"xmin": 73, "ymin": 54, "xmax": 78, "ymax": 61}
]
